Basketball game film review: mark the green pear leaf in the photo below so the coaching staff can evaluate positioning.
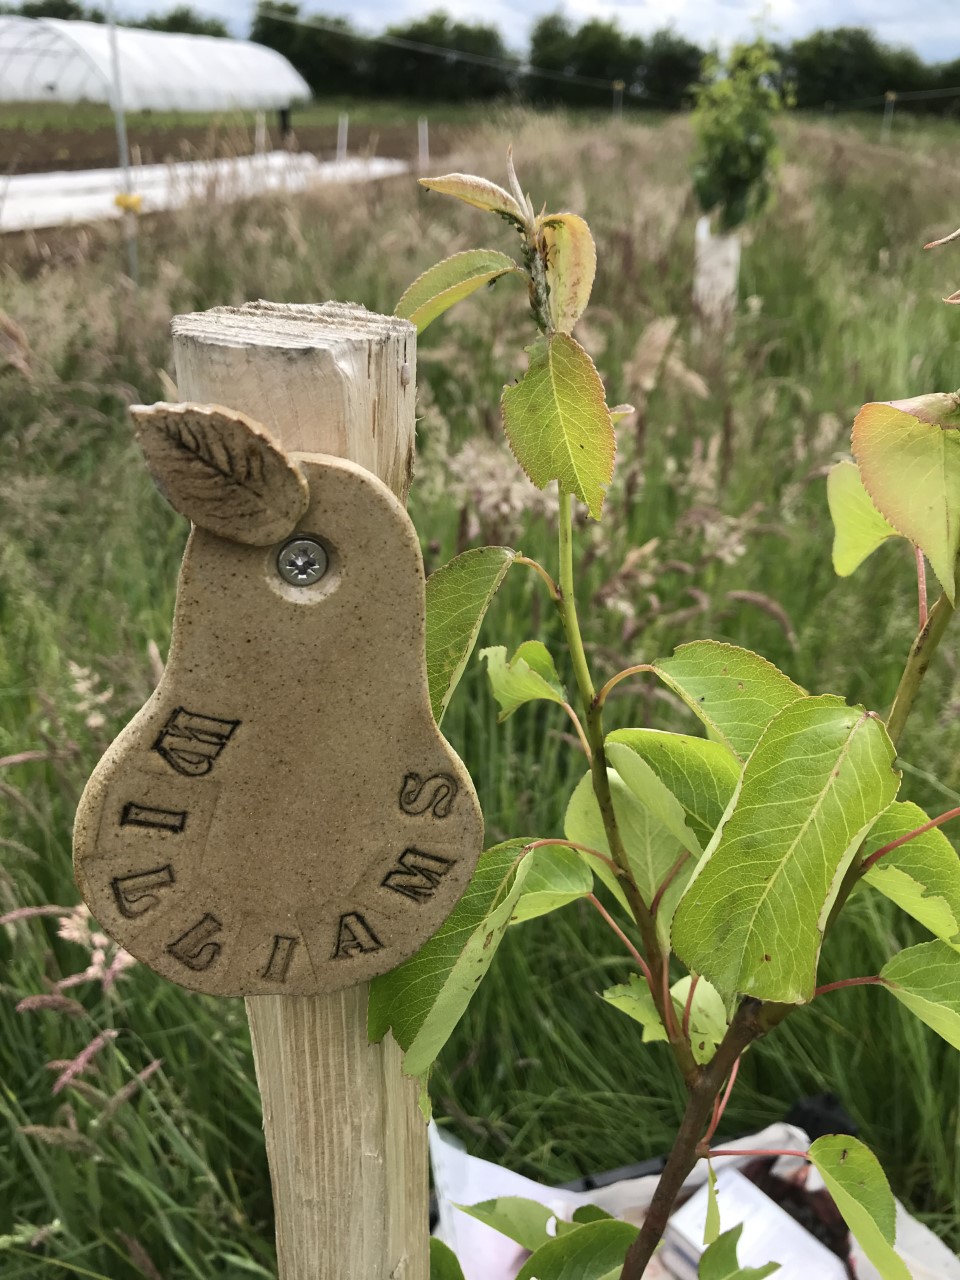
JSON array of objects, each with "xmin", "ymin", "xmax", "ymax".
[
  {"xmin": 606, "ymin": 740, "xmax": 703, "ymax": 854},
  {"xmin": 564, "ymin": 768, "xmax": 690, "ymax": 940},
  {"xmin": 808, "ymin": 1136, "xmax": 910, "ymax": 1280},
  {"xmin": 426, "ymin": 546, "xmax": 516, "ymax": 724},
  {"xmin": 540, "ymin": 212, "xmax": 597, "ymax": 334},
  {"xmin": 563, "ymin": 771, "xmax": 631, "ymax": 913},
  {"xmin": 672, "ymin": 696, "xmax": 900, "ymax": 1004},
  {"xmin": 554, "ymin": 1205, "xmax": 616, "ymax": 1236},
  {"xmin": 601, "ymin": 974, "xmax": 727, "ymax": 1065},
  {"xmin": 515, "ymin": 1219, "xmax": 638, "ymax": 1280},
  {"xmin": 509, "ymin": 843, "xmax": 593, "ymax": 924},
  {"xmin": 853, "ymin": 400, "xmax": 960, "ymax": 601},
  {"xmin": 705, "ymin": 1161, "xmax": 721, "ymax": 1246},
  {"xmin": 456, "ymin": 1197, "xmax": 553, "ymax": 1252},
  {"xmin": 430, "ymin": 1238, "xmax": 466, "ymax": 1280},
  {"xmin": 827, "ymin": 459, "xmax": 904, "ymax": 576},
  {"xmin": 501, "ymin": 333, "xmax": 615, "ymax": 520},
  {"xmin": 671, "ymin": 975, "xmax": 729, "ymax": 1064},
  {"xmin": 699, "ymin": 1225, "xmax": 780, "ymax": 1279},
  {"xmin": 369, "ymin": 839, "xmax": 590, "ymax": 1078},
  {"xmin": 652, "ymin": 641, "xmax": 805, "ymax": 760},
  {"xmin": 863, "ymin": 802, "xmax": 960, "ymax": 945},
  {"xmin": 419, "ymin": 172, "xmax": 525, "ymax": 222},
  {"xmin": 880, "ymin": 938, "xmax": 960, "ymax": 1050},
  {"xmin": 368, "ymin": 839, "xmax": 530, "ymax": 1077},
  {"xmin": 395, "ymin": 249, "xmax": 522, "ymax": 333},
  {"xmin": 480, "ymin": 641, "xmax": 566, "ymax": 720},
  {"xmin": 601, "ymin": 973, "xmax": 667, "ymax": 1043},
  {"xmin": 606, "ymin": 728, "xmax": 741, "ymax": 848}
]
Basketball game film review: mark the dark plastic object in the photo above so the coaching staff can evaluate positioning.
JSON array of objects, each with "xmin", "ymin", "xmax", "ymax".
[{"xmin": 785, "ymin": 1093, "xmax": 859, "ymax": 1142}]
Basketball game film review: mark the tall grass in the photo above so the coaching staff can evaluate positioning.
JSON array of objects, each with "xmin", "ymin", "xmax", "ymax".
[{"xmin": 2, "ymin": 108, "xmax": 960, "ymax": 1274}]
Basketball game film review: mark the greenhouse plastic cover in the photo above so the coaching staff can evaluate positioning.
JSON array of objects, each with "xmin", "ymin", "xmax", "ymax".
[{"xmin": 0, "ymin": 17, "xmax": 310, "ymax": 112}]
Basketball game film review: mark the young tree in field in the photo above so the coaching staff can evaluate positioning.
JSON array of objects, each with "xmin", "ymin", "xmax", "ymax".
[{"xmin": 691, "ymin": 38, "xmax": 783, "ymax": 233}]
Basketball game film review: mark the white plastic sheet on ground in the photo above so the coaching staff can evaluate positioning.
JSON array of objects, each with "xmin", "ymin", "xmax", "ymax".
[
  {"xmin": 0, "ymin": 154, "xmax": 409, "ymax": 232},
  {"xmin": 430, "ymin": 1120, "xmax": 960, "ymax": 1280}
]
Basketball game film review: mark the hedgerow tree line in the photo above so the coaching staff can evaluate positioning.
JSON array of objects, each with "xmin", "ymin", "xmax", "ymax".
[
  {"xmin": 4, "ymin": 0, "xmax": 960, "ymax": 114},
  {"xmin": 0, "ymin": 0, "xmax": 229, "ymax": 37}
]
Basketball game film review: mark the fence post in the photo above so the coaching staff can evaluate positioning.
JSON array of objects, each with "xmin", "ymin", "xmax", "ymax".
[
  {"xmin": 612, "ymin": 79, "xmax": 625, "ymax": 119},
  {"xmin": 337, "ymin": 111, "xmax": 349, "ymax": 163},
  {"xmin": 170, "ymin": 301, "xmax": 427, "ymax": 1280},
  {"xmin": 418, "ymin": 116, "xmax": 430, "ymax": 172},
  {"xmin": 881, "ymin": 90, "xmax": 897, "ymax": 143},
  {"xmin": 104, "ymin": 0, "xmax": 138, "ymax": 283}
]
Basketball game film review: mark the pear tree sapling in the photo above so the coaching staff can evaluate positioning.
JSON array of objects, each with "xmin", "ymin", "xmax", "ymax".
[{"xmin": 369, "ymin": 153, "xmax": 960, "ymax": 1280}]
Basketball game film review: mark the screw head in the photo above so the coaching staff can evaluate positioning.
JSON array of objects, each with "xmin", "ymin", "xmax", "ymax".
[{"xmin": 277, "ymin": 537, "xmax": 329, "ymax": 587}]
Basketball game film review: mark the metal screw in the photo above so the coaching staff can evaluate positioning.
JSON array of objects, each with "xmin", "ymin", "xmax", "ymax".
[{"xmin": 277, "ymin": 537, "xmax": 329, "ymax": 587}]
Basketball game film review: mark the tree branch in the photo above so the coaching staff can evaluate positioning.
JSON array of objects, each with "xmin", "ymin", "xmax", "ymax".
[{"xmin": 619, "ymin": 1001, "xmax": 766, "ymax": 1280}]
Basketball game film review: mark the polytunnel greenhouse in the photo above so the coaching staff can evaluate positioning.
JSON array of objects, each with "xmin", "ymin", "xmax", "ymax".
[{"xmin": 0, "ymin": 15, "xmax": 310, "ymax": 112}]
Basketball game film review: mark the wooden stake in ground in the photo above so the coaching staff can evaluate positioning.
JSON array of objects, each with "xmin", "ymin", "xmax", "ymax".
[{"xmin": 73, "ymin": 301, "xmax": 484, "ymax": 1280}]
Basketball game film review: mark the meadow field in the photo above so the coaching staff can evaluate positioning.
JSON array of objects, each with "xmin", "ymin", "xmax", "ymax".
[{"xmin": 2, "ymin": 106, "xmax": 960, "ymax": 1276}]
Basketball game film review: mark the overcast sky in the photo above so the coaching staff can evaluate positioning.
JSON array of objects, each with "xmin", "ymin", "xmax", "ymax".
[{"xmin": 111, "ymin": 1, "xmax": 960, "ymax": 64}]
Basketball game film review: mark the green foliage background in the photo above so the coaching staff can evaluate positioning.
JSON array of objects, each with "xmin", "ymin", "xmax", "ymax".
[{"xmin": 5, "ymin": 2, "xmax": 960, "ymax": 119}]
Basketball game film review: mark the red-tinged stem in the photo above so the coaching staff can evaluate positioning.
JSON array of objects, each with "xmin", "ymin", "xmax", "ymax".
[
  {"xmin": 594, "ymin": 663, "xmax": 656, "ymax": 710},
  {"xmin": 560, "ymin": 701, "xmax": 592, "ymax": 761},
  {"xmin": 515, "ymin": 554, "xmax": 561, "ymax": 600},
  {"xmin": 587, "ymin": 893, "xmax": 654, "ymax": 987},
  {"xmin": 703, "ymin": 1057, "xmax": 741, "ymax": 1146},
  {"xmin": 707, "ymin": 1147, "xmax": 808, "ymax": 1160},
  {"xmin": 661, "ymin": 948, "xmax": 682, "ymax": 1043},
  {"xmin": 860, "ymin": 805, "xmax": 960, "ymax": 872},
  {"xmin": 557, "ymin": 493, "xmax": 697, "ymax": 1084},
  {"xmin": 707, "ymin": 1091, "xmax": 723, "ymax": 1145},
  {"xmin": 620, "ymin": 1001, "xmax": 767, "ymax": 1279},
  {"xmin": 915, "ymin": 547, "xmax": 928, "ymax": 630},
  {"xmin": 813, "ymin": 975, "xmax": 886, "ymax": 998},
  {"xmin": 885, "ymin": 588, "xmax": 955, "ymax": 749},
  {"xmin": 650, "ymin": 852, "xmax": 691, "ymax": 918},
  {"xmin": 682, "ymin": 974, "xmax": 699, "ymax": 1041},
  {"xmin": 523, "ymin": 838, "xmax": 623, "ymax": 880}
]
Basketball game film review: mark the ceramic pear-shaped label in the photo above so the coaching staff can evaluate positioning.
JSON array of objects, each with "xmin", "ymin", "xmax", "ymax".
[{"xmin": 74, "ymin": 403, "xmax": 483, "ymax": 996}]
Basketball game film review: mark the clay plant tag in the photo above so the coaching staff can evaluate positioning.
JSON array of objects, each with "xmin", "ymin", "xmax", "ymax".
[{"xmin": 74, "ymin": 404, "xmax": 483, "ymax": 996}]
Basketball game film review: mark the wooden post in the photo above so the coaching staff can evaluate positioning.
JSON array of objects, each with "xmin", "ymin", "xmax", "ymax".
[
  {"xmin": 337, "ymin": 112, "xmax": 349, "ymax": 163},
  {"xmin": 171, "ymin": 301, "xmax": 426, "ymax": 1280},
  {"xmin": 417, "ymin": 117, "xmax": 429, "ymax": 172},
  {"xmin": 881, "ymin": 90, "xmax": 897, "ymax": 144},
  {"xmin": 74, "ymin": 299, "xmax": 482, "ymax": 1277},
  {"xmin": 612, "ymin": 79, "xmax": 624, "ymax": 120}
]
